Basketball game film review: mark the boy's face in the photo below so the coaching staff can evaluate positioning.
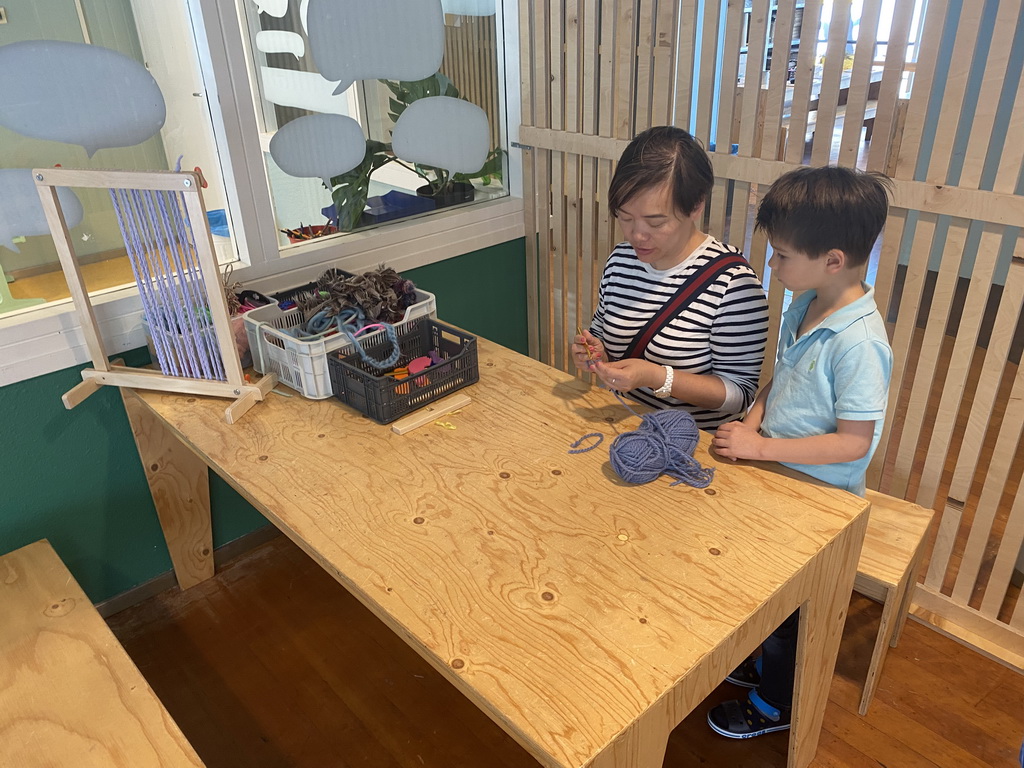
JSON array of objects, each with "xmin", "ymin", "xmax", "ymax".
[
  {"xmin": 767, "ymin": 239, "xmax": 830, "ymax": 292},
  {"xmin": 615, "ymin": 182, "xmax": 704, "ymax": 271}
]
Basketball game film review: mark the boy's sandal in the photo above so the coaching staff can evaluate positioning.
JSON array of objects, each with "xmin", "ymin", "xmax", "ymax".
[
  {"xmin": 725, "ymin": 655, "xmax": 762, "ymax": 689},
  {"xmin": 707, "ymin": 690, "xmax": 791, "ymax": 739}
]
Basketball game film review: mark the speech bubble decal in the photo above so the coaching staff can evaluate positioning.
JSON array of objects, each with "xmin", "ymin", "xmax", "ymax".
[
  {"xmin": 261, "ymin": 67, "xmax": 350, "ymax": 114},
  {"xmin": 307, "ymin": 0, "xmax": 445, "ymax": 95},
  {"xmin": 268, "ymin": 114, "xmax": 366, "ymax": 187},
  {"xmin": 253, "ymin": 0, "xmax": 289, "ymax": 18},
  {"xmin": 0, "ymin": 169, "xmax": 84, "ymax": 253},
  {"xmin": 256, "ymin": 30, "xmax": 306, "ymax": 59},
  {"xmin": 441, "ymin": 0, "xmax": 496, "ymax": 15},
  {"xmin": 392, "ymin": 97, "xmax": 489, "ymax": 174},
  {"xmin": 0, "ymin": 41, "xmax": 165, "ymax": 157}
]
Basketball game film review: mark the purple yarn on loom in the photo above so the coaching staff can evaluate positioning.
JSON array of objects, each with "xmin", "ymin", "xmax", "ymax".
[{"xmin": 609, "ymin": 409, "xmax": 714, "ymax": 488}]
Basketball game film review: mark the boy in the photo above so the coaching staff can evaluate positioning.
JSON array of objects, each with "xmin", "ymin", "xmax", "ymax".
[{"xmin": 707, "ymin": 165, "xmax": 894, "ymax": 739}]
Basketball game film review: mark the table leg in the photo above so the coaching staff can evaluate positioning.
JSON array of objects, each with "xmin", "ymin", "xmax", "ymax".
[
  {"xmin": 788, "ymin": 510, "xmax": 869, "ymax": 768},
  {"xmin": 122, "ymin": 391, "xmax": 215, "ymax": 589},
  {"xmin": 588, "ymin": 708, "xmax": 670, "ymax": 768}
]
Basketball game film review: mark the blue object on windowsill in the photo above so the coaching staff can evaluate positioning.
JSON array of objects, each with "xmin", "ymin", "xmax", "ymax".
[
  {"xmin": 707, "ymin": 142, "xmax": 740, "ymax": 155},
  {"xmin": 207, "ymin": 209, "xmax": 229, "ymax": 237},
  {"xmin": 362, "ymin": 190, "xmax": 435, "ymax": 225}
]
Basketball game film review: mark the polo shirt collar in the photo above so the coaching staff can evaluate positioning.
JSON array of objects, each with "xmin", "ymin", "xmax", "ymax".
[{"xmin": 785, "ymin": 283, "xmax": 878, "ymax": 339}]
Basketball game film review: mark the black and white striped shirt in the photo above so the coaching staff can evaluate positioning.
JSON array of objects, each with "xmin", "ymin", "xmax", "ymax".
[{"xmin": 591, "ymin": 237, "xmax": 769, "ymax": 430}]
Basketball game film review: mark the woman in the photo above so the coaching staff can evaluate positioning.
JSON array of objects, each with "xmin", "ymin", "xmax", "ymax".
[{"xmin": 572, "ymin": 126, "xmax": 768, "ymax": 430}]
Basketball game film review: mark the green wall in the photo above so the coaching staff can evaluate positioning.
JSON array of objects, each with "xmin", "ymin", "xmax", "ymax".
[{"xmin": 0, "ymin": 237, "xmax": 528, "ymax": 603}]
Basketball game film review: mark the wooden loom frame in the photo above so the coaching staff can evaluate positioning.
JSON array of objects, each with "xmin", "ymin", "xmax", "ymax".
[{"xmin": 34, "ymin": 168, "xmax": 276, "ymax": 424}]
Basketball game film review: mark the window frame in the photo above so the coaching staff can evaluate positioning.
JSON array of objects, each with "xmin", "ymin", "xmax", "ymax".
[{"xmin": 0, "ymin": 0, "xmax": 523, "ymax": 386}]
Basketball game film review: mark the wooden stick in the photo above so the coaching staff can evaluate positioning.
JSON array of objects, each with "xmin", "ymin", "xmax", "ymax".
[{"xmin": 390, "ymin": 393, "xmax": 472, "ymax": 435}]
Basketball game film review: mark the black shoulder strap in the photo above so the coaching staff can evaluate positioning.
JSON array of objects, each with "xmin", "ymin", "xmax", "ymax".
[{"xmin": 623, "ymin": 252, "xmax": 748, "ymax": 360}]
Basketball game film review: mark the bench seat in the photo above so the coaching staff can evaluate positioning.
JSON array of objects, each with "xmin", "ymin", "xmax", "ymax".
[{"xmin": 0, "ymin": 540, "xmax": 204, "ymax": 767}]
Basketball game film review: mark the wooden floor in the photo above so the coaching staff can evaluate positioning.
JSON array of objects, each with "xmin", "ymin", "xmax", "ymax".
[{"xmin": 106, "ymin": 532, "xmax": 1024, "ymax": 768}]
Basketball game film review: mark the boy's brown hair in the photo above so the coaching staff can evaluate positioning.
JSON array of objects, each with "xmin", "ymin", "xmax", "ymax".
[{"xmin": 755, "ymin": 166, "xmax": 892, "ymax": 266}]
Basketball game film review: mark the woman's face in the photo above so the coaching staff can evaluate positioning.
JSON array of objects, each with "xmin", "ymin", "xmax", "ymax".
[{"xmin": 614, "ymin": 183, "xmax": 705, "ymax": 270}]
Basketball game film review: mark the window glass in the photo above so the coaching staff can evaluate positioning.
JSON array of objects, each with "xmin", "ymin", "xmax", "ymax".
[
  {"xmin": 0, "ymin": 0, "xmax": 230, "ymax": 314},
  {"xmin": 240, "ymin": 0, "xmax": 508, "ymax": 248}
]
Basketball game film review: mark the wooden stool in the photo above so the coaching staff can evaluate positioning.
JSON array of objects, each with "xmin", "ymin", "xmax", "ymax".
[
  {"xmin": 0, "ymin": 539, "xmax": 204, "ymax": 767},
  {"xmin": 854, "ymin": 491, "xmax": 936, "ymax": 715}
]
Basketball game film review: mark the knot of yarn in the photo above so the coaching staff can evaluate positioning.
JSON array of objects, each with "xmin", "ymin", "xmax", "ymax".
[{"xmin": 608, "ymin": 409, "xmax": 714, "ymax": 488}]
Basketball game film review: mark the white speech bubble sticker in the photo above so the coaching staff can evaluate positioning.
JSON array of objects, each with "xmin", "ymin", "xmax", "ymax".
[
  {"xmin": 307, "ymin": 0, "xmax": 444, "ymax": 95},
  {"xmin": 253, "ymin": 0, "xmax": 289, "ymax": 18},
  {"xmin": 441, "ymin": 0, "xmax": 496, "ymax": 15},
  {"xmin": 0, "ymin": 169, "xmax": 84, "ymax": 253},
  {"xmin": 392, "ymin": 97, "xmax": 489, "ymax": 174},
  {"xmin": 268, "ymin": 114, "xmax": 366, "ymax": 187},
  {"xmin": 0, "ymin": 41, "xmax": 165, "ymax": 157},
  {"xmin": 256, "ymin": 30, "xmax": 306, "ymax": 59}
]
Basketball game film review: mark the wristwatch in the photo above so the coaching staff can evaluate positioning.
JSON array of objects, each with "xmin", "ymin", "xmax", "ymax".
[{"xmin": 654, "ymin": 365, "xmax": 674, "ymax": 398}]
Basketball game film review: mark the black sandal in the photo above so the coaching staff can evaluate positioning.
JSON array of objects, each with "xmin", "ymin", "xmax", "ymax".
[
  {"xmin": 707, "ymin": 690, "xmax": 791, "ymax": 739},
  {"xmin": 725, "ymin": 655, "xmax": 762, "ymax": 688}
]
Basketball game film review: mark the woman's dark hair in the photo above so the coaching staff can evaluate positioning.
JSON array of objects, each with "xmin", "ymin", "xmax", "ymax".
[
  {"xmin": 607, "ymin": 126, "xmax": 714, "ymax": 217},
  {"xmin": 755, "ymin": 166, "xmax": 893, "ymax": 266}
]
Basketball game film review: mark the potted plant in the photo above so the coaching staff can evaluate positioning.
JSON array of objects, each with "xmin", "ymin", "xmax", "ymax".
[{"xmin": 326, "ymin": 72, "xmax": 505, "ymax": 232}]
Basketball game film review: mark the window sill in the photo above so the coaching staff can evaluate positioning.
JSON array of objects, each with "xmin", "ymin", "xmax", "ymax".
[{"xmin": 0, "ymin": 196, "xmax": 523, "ymax": 386}]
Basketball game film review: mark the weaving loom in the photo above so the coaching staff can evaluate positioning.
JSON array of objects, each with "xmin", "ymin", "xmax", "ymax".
[{"xmin": 34, "ymin": 168, "xmax": 275, "ymax": 424}]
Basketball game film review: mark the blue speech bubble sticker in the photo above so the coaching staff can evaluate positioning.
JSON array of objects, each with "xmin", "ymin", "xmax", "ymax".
[
  {"xmin": 0, "ymin": 41, "xmax": 165, "ymax": 157},
  {"xmin": 392, "ymin": 97, "xmax": 489, "ymax": 174},
  {"xmin": 268, "ymin": 114, "xmax": 367, "ymax": 187},
  {"xmin": 307, "ymin": 0, "xmax": 445, "ymax": 95},
  {"xmin": 0, "ymin": 169, "xmax": 84, "ymax": 253}
]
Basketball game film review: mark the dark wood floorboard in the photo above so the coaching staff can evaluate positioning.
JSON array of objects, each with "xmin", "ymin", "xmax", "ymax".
[{"xmin": 106, "ymin": 532, "xmax": 1024, "ymax": 768}]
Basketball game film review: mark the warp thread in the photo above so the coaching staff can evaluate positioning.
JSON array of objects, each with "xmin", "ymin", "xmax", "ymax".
[{"xmin": 570, "ymin": 391, "xmax": 715, "ymax": 488}]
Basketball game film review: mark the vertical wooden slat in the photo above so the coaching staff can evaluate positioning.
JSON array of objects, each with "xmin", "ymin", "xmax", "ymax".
[
  {"xmin": 871, "ymin": 0, "xmax": 950, "ymax": 479},
  {"xmin": 710, "ymin": 0, "xmax": 743, "ymax": 240},
  {"xmin": 866, "ymin": 0, "xmax": 916, "ymax": 171},
  {"xmin": 729, "ymin": 0, "xmax": 770, "ymax": 251},
  {"xmin": 953, "ymin": 257, "xmax": 1024, "ymax": 607},
  {"xmin": 672, "ymin": 0, "xmax": 700, "ymax": 128},
  {"xmin": 650, "ymin": 0, "xmax": 677, "ymax": 126},
  {"xmin": 912, "ymin": 0, "xmax": 1024, "ymax": 510},
  {"xmin": 783, "ymin": 0, "xmax": 824, "ymax": 164},
  {"xmin": 694, "ymin": 0, "xmax": 722, "ymax": 145},
  {"xmin": 614, "ymin": 1, "xmax": 637, "ymax": 140},
  {"xmin": 759, "ymin": 0, "xmax": 797, "ymax": 161},
  {"xmin": 808, "ymin": 0, "xmax": 852, "ymax": 166},
  {"xmin": 635, "ymin": 0, "xmax": 655, "ymax": 130},
  {"xmin": 837, "ymin": 0, "xmax": 882, "ymax": 167},
  {"xmin": 577, "ymin": 2, "xmax": 599, "ymax": 378}
]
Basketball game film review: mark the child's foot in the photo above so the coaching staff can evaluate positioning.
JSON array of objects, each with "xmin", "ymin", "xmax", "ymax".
[
  {"xmin": 707, "ymin": 690, "xmax": 791, "ymax": 739},
  {"xmin": 725, "ymin": 655, "xmax": 762, "ymax": 689}
]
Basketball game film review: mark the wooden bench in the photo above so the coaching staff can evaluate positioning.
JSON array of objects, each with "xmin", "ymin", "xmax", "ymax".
[
  {"xmin": 855, "ymin": 491, "xmax": 936, "ymax": 714},
  {"xmin": 0, "ymin": 540, "xmax": 204, "ymax": 767}
]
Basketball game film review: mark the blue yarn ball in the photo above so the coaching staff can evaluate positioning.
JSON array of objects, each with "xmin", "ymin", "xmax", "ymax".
[{"xmin": 609, "ymin": 409, "xmax": 714, "ymax": 488}]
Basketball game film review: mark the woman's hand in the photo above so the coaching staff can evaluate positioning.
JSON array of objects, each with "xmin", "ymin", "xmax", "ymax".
[
  {"xmin": 572, "ymin": 329, "xmax": 605, "ymax": 372},
  {"xmin": 711, "ymin": 420, "xmax": 765, "ymax": 461},
  {"xmin": 592, "ymin": 359, "xmax": 662, "ymax": 392}
]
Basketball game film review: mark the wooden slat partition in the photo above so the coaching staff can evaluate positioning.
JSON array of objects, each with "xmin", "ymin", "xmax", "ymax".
[{"xmin": 519, "ymin": 0, "xmax": 1024, "ymax": 669}]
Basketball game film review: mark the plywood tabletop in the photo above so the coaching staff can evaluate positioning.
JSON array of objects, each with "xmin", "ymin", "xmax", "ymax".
[
  {"xmin": 0, "ymin": 540, "xmax": 204, "ymax": 767},
  {"xmin": 131, "ymin": 337, "xmax": 867, "ymax": 768}
]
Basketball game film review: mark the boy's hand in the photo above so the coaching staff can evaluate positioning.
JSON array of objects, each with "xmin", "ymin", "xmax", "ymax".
[
  {"xmin": 712, "ymin": 420, "xmax": 764, "ymax": 462},
  {"xmin": 571, "ymin": 329, "xmax": 605, "ymax": 372}
]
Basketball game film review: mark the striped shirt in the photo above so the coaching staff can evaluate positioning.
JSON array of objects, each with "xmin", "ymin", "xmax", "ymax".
[{"xmin": 591, "ymin": 236, "xmax": 769, "ymax": 430}]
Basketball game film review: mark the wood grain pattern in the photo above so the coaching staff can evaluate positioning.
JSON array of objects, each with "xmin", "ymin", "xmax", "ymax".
[
  {"xmin": 0, "ymin": 540, "xmax": 203, "ymax": 767},
  {"xmin": 123, "ymin": 391, "xmax": 215, "ymax": 590},
  {"xmin": 128, "ymin": 336, "xmax": 867, "ymax": 768}
]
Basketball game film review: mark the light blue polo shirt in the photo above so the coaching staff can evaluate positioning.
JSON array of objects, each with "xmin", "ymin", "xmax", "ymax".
[{"xmin": 761, "ymin": 284, "xmax": 892, "ymax": 496}]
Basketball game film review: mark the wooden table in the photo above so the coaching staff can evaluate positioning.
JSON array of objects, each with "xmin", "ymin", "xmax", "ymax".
[{"xmin": 123, "ymin": 336, "xmax": 868, "ymax": 768}]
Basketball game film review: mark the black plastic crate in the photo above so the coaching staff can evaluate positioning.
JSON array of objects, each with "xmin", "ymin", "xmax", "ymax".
[{"xmin": 327, "ymin": 318, "xmax": 478, "ymax": 424}]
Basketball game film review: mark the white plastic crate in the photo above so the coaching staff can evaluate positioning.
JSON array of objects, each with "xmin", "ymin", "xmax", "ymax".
[{"xmin": 242, "ymin": 288, "xmax": 437, "ymax": 399}]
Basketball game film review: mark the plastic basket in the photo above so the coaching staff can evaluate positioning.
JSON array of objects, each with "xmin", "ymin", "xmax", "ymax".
[
  {"xmin": 242, "ymin": 287, "xmax": 436, "ymax": 399},
  {"xmin": 327, "ymin": 319, "xmax": 478, "ymax": 424}
]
